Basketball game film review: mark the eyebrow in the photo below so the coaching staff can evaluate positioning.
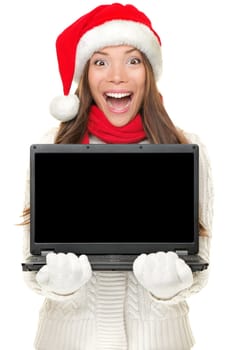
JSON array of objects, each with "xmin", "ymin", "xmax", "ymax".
[{"xmin": 93, "ymin": 48, "xmax": 139, "ymax": 56}]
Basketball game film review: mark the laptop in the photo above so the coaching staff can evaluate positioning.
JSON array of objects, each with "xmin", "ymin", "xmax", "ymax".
[{"xmin": 22, "ymin": 143, "xmax": 208, "ymax": 273}]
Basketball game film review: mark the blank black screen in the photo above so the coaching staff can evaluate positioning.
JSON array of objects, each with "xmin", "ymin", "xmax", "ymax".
[{"xmin": 33, "ymin": 151, "xmax": 196, "ymax": 243}]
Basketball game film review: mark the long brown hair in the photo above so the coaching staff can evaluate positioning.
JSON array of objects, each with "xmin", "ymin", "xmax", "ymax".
[{"xmin": 22, "ymin": 51, "xmax": 207, "ymax": 236}]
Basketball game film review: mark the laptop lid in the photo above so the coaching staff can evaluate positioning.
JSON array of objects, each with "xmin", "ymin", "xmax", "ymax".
[{"xmin": 29, "ymin": 143, "xmax": 199, "ymax": 257}]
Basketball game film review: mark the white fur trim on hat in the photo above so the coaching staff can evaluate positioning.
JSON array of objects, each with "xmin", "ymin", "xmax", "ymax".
[
  {"xmin": 74, "ymin": 20, "xmax": 162, "ymax": 84},
  {"xmin": 49, "ymin": 95, "xmax": 80, "ymax": 122}
]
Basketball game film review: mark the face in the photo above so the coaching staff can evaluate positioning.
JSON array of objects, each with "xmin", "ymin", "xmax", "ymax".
[{"xmin": 88, "ymin": 45, "xmax": 146, "ymax": 127}]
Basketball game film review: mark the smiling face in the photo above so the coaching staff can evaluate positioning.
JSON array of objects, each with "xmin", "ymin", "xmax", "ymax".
[{"xmin": 88, "ymin": 45, "xmax": 146, "ymax": 127}]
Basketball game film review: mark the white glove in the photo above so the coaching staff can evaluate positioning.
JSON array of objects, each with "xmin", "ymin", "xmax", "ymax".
[
  {"xmin": 36, "ymin": 252, "xmax": 92, "ymax": 295},
  {"xmin": 133, "ymin": 251, "xmax": 193, "ymax": 300}
]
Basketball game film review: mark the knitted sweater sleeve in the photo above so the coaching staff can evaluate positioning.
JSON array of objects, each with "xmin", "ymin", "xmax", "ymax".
[
  {"xmin": 149, "ymin": 131, "xmax": 214, "ymax": 305},
  {"xmin": 22, "ymin": 127, "xmax": 81, "ymax": 301}
]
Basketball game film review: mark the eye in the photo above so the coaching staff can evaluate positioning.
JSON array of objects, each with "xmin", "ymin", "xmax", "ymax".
[
  {"xmin": 127, "ymin": 57, "xmax": 141, "ymax": 65},
  {"xmin": 94, "ymin": 59, "xmax": 107, "ymax": 66}
]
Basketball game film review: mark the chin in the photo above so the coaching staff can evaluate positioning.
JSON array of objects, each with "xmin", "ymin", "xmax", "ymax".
[
  {"xmin": 110, "ymin": 119, "xmax": 130, "ymax": 127},
  {"xmin": 108, "ymin": 114, "xmax": 133, "ymax": 127}
]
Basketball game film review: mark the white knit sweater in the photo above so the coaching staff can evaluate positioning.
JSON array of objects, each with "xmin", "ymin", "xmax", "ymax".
[{"xmin": 22, "ymin": 128, "xmax": 214, "ymax": 350}]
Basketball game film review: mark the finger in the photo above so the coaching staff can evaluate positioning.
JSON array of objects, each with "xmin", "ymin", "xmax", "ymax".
[
  {"xmin": 56, "ymin": 253, "xmax": 72, "ymax": 275},
  {"xmin": 67, "ymin": 252, "xmax": 82, "ymax": 274},
  {"xmin": 79, "ymin": 254, "xmax": 91, "ymax": 269},
  {"xmin": 166, "ymin": 251, "xmax": 179, "ymax": 263},
  {"xmin": 155, "ymin": 251, "xmax": 166, "ymax": 259},
  {"xmin": 79, "ymin": 255, "xmax": 92, "ymax": 280},
  {"xmin": 149, "ymin": 252, "xmax": 166, "ymax": 274},
  {"xmin": 79, "ymin": 254, "xmax": 89, "ymax": 264},
  {"xmin": 46, "ymin": 252, "xmax": 57, "ymax": 267},
  {"xmin": 166, "ymin": 251, "xmax": 179, "ymax": 274},
  {"xmin": 133, "ymin": 253, "xmax": 147, "ymax": 279},
  {"xmin": 56, "ymin": 252, "xmax": 67, "ymax": 266},
  {"xmin": 147, "ymin": 253, "xmax": 159, "ymax": 269},
  {"xmin": 36, "ymin": 265, "xmax": 49, "ymax": 285},
  {"xmin": 67, "ymin": 252, "xmax": 80, "ymax": 267},
  {"xmin": 176, "ymin": 259, "xmax": 193, "ymax": 287}
]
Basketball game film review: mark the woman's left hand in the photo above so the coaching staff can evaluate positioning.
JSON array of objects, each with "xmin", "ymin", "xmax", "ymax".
[{"xmin": 133, "ymin": 251, "xmax": 193, "ymax": 300}]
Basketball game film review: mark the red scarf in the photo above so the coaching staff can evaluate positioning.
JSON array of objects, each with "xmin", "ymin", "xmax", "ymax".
[{"xmin": 81, "ymin": 105, "xmax": 147, "ymax": 144}]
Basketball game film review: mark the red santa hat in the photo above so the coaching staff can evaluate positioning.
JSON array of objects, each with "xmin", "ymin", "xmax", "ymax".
[{"xmin": 50, "ymin": 3, "xmax": 162, "ymax": 122}]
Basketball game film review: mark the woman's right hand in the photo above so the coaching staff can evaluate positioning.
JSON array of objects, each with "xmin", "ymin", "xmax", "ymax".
[{"xmin": 36, "ymin": 252, "xmax": 92, "ymax": 295}]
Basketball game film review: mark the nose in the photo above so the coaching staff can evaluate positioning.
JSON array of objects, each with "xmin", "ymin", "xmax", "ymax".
[{"xmin": 107, "ymin": 63, "xmax": 127, "ymax": 84}]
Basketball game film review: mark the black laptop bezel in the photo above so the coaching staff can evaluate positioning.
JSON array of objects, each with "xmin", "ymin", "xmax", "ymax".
[{"xmin": 30, "ymin": 143, "xmax": 199, "ymax": 256}]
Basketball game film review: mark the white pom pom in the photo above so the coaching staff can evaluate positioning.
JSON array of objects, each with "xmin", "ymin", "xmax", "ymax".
[{"xmin": 49, "ymin": 95, "xmax": 80, "ymax": 122}]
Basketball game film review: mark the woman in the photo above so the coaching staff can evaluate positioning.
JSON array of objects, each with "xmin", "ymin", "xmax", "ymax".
[{"xmin": 22, "ymin": 3, "xmax": 213, "ymax": 349}]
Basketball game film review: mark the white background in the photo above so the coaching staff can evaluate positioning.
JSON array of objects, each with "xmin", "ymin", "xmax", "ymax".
[{"xmin": 0, "ymin": 0, "xmax": 232, "ymax": 348}]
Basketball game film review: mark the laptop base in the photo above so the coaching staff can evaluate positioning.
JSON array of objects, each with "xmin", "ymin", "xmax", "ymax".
[{"xmin": 22, "ymin": 254, "xmax": 208, "ymax": 272}]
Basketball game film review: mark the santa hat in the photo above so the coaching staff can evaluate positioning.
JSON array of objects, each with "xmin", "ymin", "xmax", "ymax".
[{"xmin": 50, "ymin": 3, "xmax": 162, "ymax": 122}]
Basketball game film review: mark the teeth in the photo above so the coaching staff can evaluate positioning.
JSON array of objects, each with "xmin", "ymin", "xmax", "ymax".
[{"xmin": 106, "ymin": 92, "xmax": 131, "ymax": 98}]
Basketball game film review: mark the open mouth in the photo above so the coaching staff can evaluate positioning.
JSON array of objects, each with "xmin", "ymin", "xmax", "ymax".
[{"xmin": 104, "ymin": 92, "xmax": 132, "ymax": 112}]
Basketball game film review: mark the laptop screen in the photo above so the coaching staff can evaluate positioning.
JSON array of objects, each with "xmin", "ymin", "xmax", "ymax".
[{"xmin": 30, "ymin": 144, "xmax": 199, "ymax": 255}]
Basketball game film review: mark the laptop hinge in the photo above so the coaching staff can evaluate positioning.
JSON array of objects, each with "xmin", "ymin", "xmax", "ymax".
[
  {"xmin": 176, "ymin": 250, "xmax": 188, "ymax": 256},
  {"xmin": 41, "ymin": 250, "xmax": 54, "ymax": 256}
]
